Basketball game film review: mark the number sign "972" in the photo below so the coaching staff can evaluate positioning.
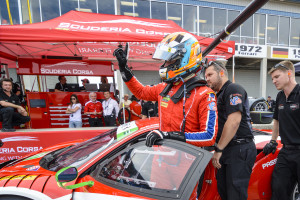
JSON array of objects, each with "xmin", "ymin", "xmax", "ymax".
[{"xmin": 235, "ymin": 44, "xmax": 266, "ymax": 57}]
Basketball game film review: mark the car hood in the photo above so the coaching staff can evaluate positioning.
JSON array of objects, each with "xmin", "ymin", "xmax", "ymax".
[{"xmin": 0, "ymin": 146, "xmax": 74, "ymax": 199}]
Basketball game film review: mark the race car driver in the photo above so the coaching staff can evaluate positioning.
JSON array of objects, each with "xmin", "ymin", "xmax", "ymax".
[
  {"xmin": 263, "ymin": 61, "xmax": 300, "ymax": 200},
  {"xmin": 114, "ymin": 32, "xmax": 218, "ymax": 148}
]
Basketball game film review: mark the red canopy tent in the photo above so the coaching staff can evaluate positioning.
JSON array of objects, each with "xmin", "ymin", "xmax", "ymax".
[{"xmin": 0, "ymin": 10, "xmax": 235, "ymax": 74}]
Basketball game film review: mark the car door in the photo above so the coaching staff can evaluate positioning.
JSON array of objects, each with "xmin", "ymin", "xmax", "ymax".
[{"xmin": 73, "ymin": 139, "xmax": 212, "ymax": 200}]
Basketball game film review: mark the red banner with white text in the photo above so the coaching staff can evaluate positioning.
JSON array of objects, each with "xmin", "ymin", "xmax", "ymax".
[{"xmin": 17, "ymin": 59, "xmax": 113, "ymax": 76}]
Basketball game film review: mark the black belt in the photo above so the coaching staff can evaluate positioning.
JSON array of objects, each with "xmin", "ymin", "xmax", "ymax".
[
  {"xmin": 228, "ymin": 138, "xmax": 253, "ymax": 146},
  {"xmin": 283, "ymin": 144, "xmax": 300, "ymax": 150},
  {"xmin": 104, "ymin": 115, "xmax": 115, "ymax": 118}
]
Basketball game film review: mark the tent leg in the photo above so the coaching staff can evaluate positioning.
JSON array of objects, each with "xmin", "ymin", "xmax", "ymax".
[
  {"xmin": 2, "ymin": 63, "xmax": 10, "ymax": 79},
  {"xmin": 37, "ymin": 75, "xmax": 41, "ymax": 92}
]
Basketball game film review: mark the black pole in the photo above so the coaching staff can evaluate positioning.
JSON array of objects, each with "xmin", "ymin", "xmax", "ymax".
[{"xmin": 202, "ymin": 0, "xmax": 269, "ymax": 57}]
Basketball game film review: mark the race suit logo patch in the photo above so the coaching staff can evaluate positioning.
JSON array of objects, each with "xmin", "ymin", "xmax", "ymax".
[
  {"xmin": 162, "ymin": 96, "xmax": 170, "ymax": 102},
  {"xmin": 161, "ymin": 102, "xmax": 168, "ymax": 108},
  {"xmin": 208, "ymin": 102, "xmax": 217, "ymax": 111},
  {"xmin": 230, "ymin": 96, "xmax": 242, "ymax": 105}
]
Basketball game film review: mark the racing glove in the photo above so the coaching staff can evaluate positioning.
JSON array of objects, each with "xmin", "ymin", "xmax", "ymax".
[
  {"xmin": 263, "ymin": 140, "xmax": 278, "ymax": 155},
  {"xmin": 113, "ymin": 48, "xmax": 134, "ymax": 82},
  {"xmin": 145, "ymin": 130, "xmax": 186, "ymax": 147}
]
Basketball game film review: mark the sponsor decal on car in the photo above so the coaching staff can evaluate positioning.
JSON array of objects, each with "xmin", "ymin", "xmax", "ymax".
[
  {"xmin": 11, "ymin": 175, "xmax": 26, "ymax": 180},
  {"xmin": 0, "ymin": 147, "xmax": 43, "ymax": 154},
  {"xmin": 0, "ymin": 176, "xmax": 13, "ymax": 181},
  {"xmin": 262, "ymin": 158, "xmax": 277, "ymax": 169},
  {"xmin": 117, "ymin": 121, "xmax": 139, "ymax": 141},
  {"xmin": 23, "ymin": 151, "xmax": 48, "ymax": 161},
  {"xmin": 26, "ymin": 165, "xmax": 40, "ymax": 171},
  {"xmin": 23, "ymin": 175, "xmax": 38, "ymax": 180}
]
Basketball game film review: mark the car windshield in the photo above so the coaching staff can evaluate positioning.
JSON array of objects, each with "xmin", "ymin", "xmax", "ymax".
[{"xmin": 40, "ymin": 128, "xmax": 118, "ymax": 172}]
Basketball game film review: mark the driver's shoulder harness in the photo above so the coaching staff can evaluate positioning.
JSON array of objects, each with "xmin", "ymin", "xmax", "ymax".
[{"xmin": 159, "ymin": 76, "xmax": 207, "ymax": 104}]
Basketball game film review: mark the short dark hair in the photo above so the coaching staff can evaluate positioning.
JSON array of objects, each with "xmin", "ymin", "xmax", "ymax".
[
  {"xmin": 58, "ymin": 76, "xmax": 65, "ymax": 81},
  {"xmin": 103, "ymin": 90, "xmax": 110, "ymax": 94},
  {"xmin": 0, "ymin": 78, "xmax": 13, "ymax": 87},
  {"xmin": 208, "ymin": 60, "xmax": 228, "ymax": 77},
  {"xmin": 130, "ymin": 95, "xmax": 138, "ymax": 101}
]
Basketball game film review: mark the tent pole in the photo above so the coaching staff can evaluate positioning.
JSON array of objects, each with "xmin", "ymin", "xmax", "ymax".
[
  {"xmin": 27, "ymin": 0, "xmax": 33, "ymax": 24},
  {"xmin": 45, "ymin": 76, "xmax": 48, "ymax": 92},
  {"xmin": 5, "ymin": 0, "xmax": 13, "ymax": 25},
  {"xmin": 37, "ymin": 75, "xmax": 41, "ymax": 92},
  {"xmin": 20, "ymin": 74, "xmax": 26, "ymax": 98},
  {"xmin": 41, "ymin": 75, "xmax": 45, "ymax": 92},
  {"xmin": 232, "ymin": 55, "xmax": 235, "ymax": 83},
  {"xmin": 121, "ymin": 73, "xmax": 126, "ymax": 124},
  {"xmin": 3, "ymin": 63, "xmax": 10, "ymax": 79},
  {"xmin": 112, "ymin": 63, "xmax": 116, "ymax": 95}
]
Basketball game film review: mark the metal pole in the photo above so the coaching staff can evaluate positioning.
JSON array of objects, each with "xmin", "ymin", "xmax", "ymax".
[
  {"xmin": 121, "ymin": 75, "xmax": 125, "ymax": 124},
  {"xmin": 112, "ymin": 63, "xmax": 116, "ymax": 95},
  {"xmin": 5, "ymin": 0, "xmax": 13, "ymax": 25},
  {"xmin": 232, "ymin": 55, "xmax": 235, "ymax": 83},
  {"xmin": 37, "ymin": 75, "xmax": 41, "ymax": 92},
  {"xmin": 3, "ymin": 64, "xmax": 10, "ymax": 79},
  {"xmin": 27, "ymin": 0, "xmax": 33, "ymax": 24}
]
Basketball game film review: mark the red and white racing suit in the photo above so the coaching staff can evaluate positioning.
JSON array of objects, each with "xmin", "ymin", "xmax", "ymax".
[{"xmin": 126, "ymin": 77, "xmax": 218, "ymax": 147}]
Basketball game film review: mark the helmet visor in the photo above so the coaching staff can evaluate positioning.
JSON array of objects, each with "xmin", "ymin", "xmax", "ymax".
[{"xmin": 153, "ymin": 43, "xmax": 176, "ymax": 61}]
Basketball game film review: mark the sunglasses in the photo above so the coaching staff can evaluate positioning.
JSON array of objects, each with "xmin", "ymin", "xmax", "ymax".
[
  {"xmin": 208, "ymin": 61, "xmax": 226, "ymax": 70},
  {"xmin": 71, "ymin": 98, "xmax": 76, "ymax": 100},
  {"xmin": 273, "ymin": 63, "xmax": 289, "ymax": 70}
]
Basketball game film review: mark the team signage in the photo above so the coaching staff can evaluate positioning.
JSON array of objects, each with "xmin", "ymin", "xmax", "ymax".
[
  {"xmin": 57, "ymin": 20, "xmax": 172, "ymax": 36},
  {"xmin": 235, "ymin": 43, "xmax": 267, "ymax": 58},
  {"xmin": 17, "ymin": 59, "xmax": 114, "ymax": 76}
]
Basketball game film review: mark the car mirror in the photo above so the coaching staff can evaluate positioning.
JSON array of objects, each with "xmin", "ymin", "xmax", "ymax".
[
  {"xmin": 55, "ymin": 166, "xmax": 94, "ymax": 189},
  {"xmin": 57, "ymin": 167, "xmax": 78, "ymax": 182}
]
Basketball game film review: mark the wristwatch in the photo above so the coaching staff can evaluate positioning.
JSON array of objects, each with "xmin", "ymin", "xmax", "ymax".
[{"xmin": 214, "ymin": 145, "xmax": 223, "ymax": 153}]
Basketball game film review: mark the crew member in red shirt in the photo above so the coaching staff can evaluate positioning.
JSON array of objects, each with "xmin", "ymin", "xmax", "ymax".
[
  {"xmin": 130, "ymin": 95, "xmax": 142, "ymax": 121},
  {"xmin": 84, "ymin": 92, "xmax": 103, "ymax": 127}
]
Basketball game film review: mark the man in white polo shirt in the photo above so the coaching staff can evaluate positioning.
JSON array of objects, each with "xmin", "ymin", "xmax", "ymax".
[{"xmin": 102, "ymin": 91, "xmax": 119, "ymax": 126}]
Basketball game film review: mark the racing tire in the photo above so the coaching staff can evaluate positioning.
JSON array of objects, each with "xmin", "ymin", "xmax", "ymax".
[
  {"xmin": 250, "ymin": 100, "xmax": 269, "ymax": 111},
  {"xmin": 291, "ymin": 183, "xmax": 300, "ymax": 200},
  {"xmin": 250, "ymin": 111, "xmax": 273, "ymax": 124},
  {"xmin": 0, "ymin": 196, "xmax": 33, "ymax": 200},
  {"xmin": 118, "ymin": 108, "xmax": 131, "ymax": 124}
]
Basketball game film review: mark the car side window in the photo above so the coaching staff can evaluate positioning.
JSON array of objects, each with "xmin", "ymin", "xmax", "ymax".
[{"xmin": 92, "ymin": 142, "xmax": 197, "ymax": 192}]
